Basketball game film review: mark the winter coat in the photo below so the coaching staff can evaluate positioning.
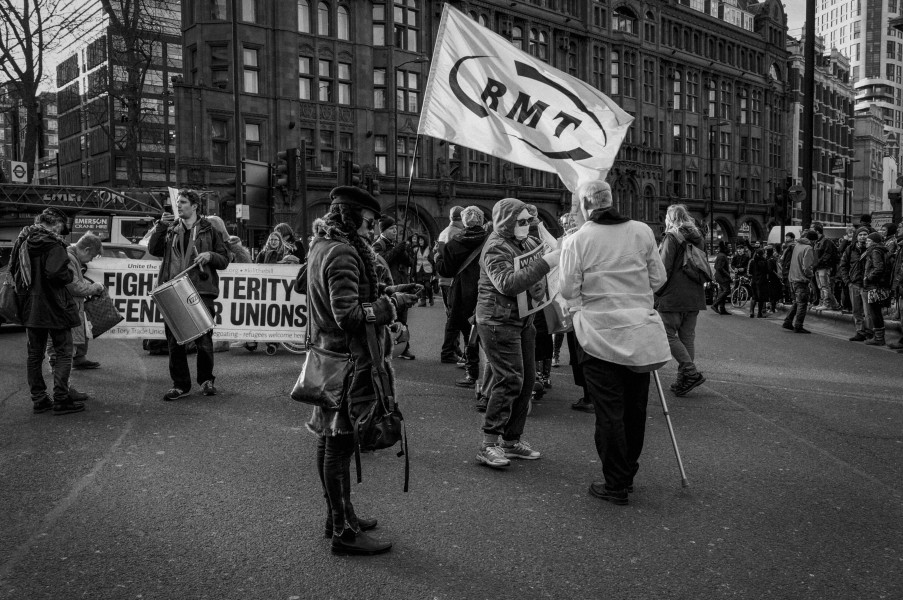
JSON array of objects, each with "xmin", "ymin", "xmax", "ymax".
[
  {"xmin": 655, "ymin": 225, "xmax": 706, "ymax": 312},
  {"xmin": 839, "ymin": 242, "xmax": 867, "ymax": 286},
  {"xmin": 863, "ymin": 244, "xmax": 889, "ymax": 291},
  {"xmin": 748, "ymin": 255, "xmax": 770, "ymax": 287},
  {"xmin": 730, "ymin": 252, "xmax": 749, "ymax": 273},
  {"xmin": 814, "ymin": 237, "xmax": 839, "ymax": 271},
  {"xmin": 475, "ymin": 199, "xmax": 550, "ymax": 327},
  {"xmin": 788, "ymin": 238, "xmax": 814, "ymax": 284},
  {"xmin": 12, "ymin": 225, "xmax": 80, "ymax": 330},
  {"xmin": 305, "ymin": 232, "xmax": 397, "ymax": 437},
  {"xmin": 559, "ymin": 209, "xmax": 670, "ymax": 369},
  {"xmin": 436, "ymin": 225, "xmax": 488, "ymax": 331},
  {"xmin": 65, "ymin": 246, "xmax": 96, "ymax": 345},
  {"xmin": 766, "ymin": 257, "xmax": 783, "ymax": 296},
  {"xmin": 148, "ymin": 217, "xmax": 230, "ymax": 298},
  {"xmin": 372, "ymin": 235, "xmax": 412, "ymax": 285},
  {"xmin": 713, "ymin": 252, "xmax": 731, "ymax": 285},
  {"xmin": 436, "ymin": 223, "xmax": 464, "ymax": 287}
]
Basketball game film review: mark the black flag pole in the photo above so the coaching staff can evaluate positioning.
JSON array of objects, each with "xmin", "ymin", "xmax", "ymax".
[{"xmin": 400, "ymin": 135, "xmax": 422, "ymax": 242}]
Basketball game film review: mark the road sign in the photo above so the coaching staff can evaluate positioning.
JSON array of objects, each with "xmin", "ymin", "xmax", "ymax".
[
  {"xmin": 788, "ymin": 185, "xmax": 806, "ymax": 202},
  {"xmin": 10, "ymin": 160, "xmax": 27, "ymax": 183}
]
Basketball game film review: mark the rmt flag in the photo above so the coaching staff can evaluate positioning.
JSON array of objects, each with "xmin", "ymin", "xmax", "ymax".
[{"xmin": 418, "ymin": 4, "xmax": 633, "ymax": 192}]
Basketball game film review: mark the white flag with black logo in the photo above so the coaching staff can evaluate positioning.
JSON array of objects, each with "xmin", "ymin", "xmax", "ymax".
[{"xmin": 418, "ymin": 4, "xmax": 633, "ymax": 192}]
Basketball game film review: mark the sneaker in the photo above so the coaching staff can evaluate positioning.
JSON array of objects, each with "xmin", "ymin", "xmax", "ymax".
[
  {"xmin": 72, "ymin": 358, "xmax": 100, "ymax": 370},
  {"xmin": 551, "ymin": 356, "xmax": 560, "ymax": 368},
  {"xmin": 793, "ymin": 327, "xmax": 812, "ymax": 334},
  {"xmin": 67, "ymin": 386, "xmax": 90, "ymax": 402},
  {"xmin": 399, "ymin": 349, "xmax": 416, "ymax": 360},
  {"xmin": 501, "ymin": 440, "xmax": 541, "ymax": 460},
  {"xmin": 674, "ymin": 372, "xmax": 705, "ymax": 397},
  {"xmin": 455, "ymin": 375, "xmax": 477, "ymax": 388},
  {"xmin": 163, "ymin": 387, "xmax": 189, "ymax": 401},
  {"xmin": 781, "ymin": 322, "xmax": 794, "ymax": 331},
  {"xmin": 202, "ymin": 380, "xmax": 217, "ymax": 396},
  {"xmin": 476, "ymin": 444, "xmax": 510, "ymax": 468},
  {"xmin": 571, "ymin": 398, "xmax": 594, "ymax": 413},
  {"xmin": 588, "ymin": 481, "xmax": 628, "ymax": 505},
  {"xmin": 33, "ymin": 398, "xmax": 53, "ymax": 414},
  {"xmin": 52, "ymin": 400, "xmax": 85, "ymax": 415},
  {"xmin": 849, "ymin": 332, "xmax": 869, "ymax": 342}
]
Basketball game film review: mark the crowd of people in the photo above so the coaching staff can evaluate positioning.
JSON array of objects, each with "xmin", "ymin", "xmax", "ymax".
[{"xmin": 10, "ymin": 184, "xmax": 903, "ymax": 558}]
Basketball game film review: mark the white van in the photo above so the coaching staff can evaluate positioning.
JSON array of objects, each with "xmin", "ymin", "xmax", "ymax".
[{"xmin": 766, "ymin": 225, "xmax": 847, "ymax": 245}]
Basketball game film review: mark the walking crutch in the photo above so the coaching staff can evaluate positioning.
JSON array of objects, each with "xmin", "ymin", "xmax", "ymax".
[{"xmin": 651, "ymin": 370, "xmax": 689, "ymax": 488}]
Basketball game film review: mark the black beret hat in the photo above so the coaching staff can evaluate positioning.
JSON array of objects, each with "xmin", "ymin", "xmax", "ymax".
[{"xmin": 330, "ymin": 186, "xmax": 381, "ymax": 214}]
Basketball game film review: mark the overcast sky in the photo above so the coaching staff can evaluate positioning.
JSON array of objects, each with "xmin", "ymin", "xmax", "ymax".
[{"xmin": 784, "ymin": 1, "xmax": 806, "ymax": 36}]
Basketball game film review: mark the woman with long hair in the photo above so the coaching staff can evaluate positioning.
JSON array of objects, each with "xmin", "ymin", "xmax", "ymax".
[
  {"xmin": 305, "ymin": 186, "xmax": 419, "ymax": 556},
  {"xmin": 274, "ymin": 222, "xmax": 306, "ymax": 262},
  {"xmin": 255, "ymin": 231, "xmax": 287, "ymax": 264},
  {"xmin": 656, "ymin": 204, "xmax": 706, "ymax": 396}
]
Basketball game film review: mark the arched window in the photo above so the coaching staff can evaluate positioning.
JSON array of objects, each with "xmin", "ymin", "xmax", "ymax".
[
  {"xmin": 511, "ymin": 26, "xmax": 523, "ymax": 49},
  {"xmin": 613, "ymin": 6, "xmax": 637, "ymax": 35},
  {"xmin": 298, "ymin": 0, "xmax": 310, "ymax": 33},
  {"xmin": 318, "ymin": 2, "xmax": 330, "ymax": 36},
  {"xmin": 337, "ymin": 5, "xmax": 349, "ymax": 39},
  {"xmin": 478, "ymin": 13, "xmax": 488, "ymax": 27},
  {"xmin": 538, "ymin": 31, "xmax": 548, "ymax": 59}
]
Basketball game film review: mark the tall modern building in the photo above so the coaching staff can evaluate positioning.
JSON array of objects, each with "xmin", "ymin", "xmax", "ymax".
[
  {"xmin": 175, "ymin": 0, "xmax": 794, "ymax": 249},
  {"xmin": 55, "ymin": 2, "xmax": 181, "ymax": 188},
  {"xmin": 0, "ymin": 85, "xmax": 59, "ymax": 184}
]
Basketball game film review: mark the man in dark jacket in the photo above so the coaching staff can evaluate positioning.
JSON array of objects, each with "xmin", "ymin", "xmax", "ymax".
[
  {"xmin": 812, "ymin": 223, "xmax": 841, "ymax": 310},
  {"xmin": 10, "ymin": 208, "xmax": 85, "ymax": 414},
  {"xmin": 656, "ymin": 205, "xmax": 707, "ymax": 396},
  {"xmin": 839, "ymin": 227, "xmax": 872, "ymax": 342},
  {"xmin": 435, "ymin": 206, "xmax": 488, "ymax": 390},
  {"xmin": 148, "ymin": 189, "xmax": 230, "ymax": 400},
  {"xmin": 372, "ymin": 217, "xmax": 415, "ymax": 359},
  {"xmin": 711, "ymin": 240, "xmax": 732, "ymax": 314}
]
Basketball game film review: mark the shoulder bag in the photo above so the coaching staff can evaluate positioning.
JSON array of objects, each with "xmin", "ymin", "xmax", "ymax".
[{"xmin": 0, "ymin": 270, "xmax": 22, "ymax": 324}]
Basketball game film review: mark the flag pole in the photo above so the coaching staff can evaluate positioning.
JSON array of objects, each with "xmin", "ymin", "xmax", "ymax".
[{"xmin": 400, "ymin": 135, "xmax": 421, "ymax": 242}]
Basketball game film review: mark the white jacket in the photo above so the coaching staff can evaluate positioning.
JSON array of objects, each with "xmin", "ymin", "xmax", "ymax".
[{"xmin": 559, "ymin": 220, "xmax": 670, "ymax": 368}]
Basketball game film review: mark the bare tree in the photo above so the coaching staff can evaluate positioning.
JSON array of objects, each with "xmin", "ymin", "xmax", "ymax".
[{"xmin": 0, "ymin": 0, "xmax": 69, "ymax": 179}]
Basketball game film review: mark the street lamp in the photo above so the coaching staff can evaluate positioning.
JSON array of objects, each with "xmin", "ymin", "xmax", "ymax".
[
  {"xmin": 393, "ymin": 55, "xmax": 429, "ymax": 233},
  {"xmin": 708, "ymin": 120, "xmax": 730, "ymax": 252}
]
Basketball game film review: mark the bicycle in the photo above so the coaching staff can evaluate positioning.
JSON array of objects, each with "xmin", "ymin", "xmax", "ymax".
[{"xmin": 730, "ymin": 274, "xmax": 752, "ymax": 308}]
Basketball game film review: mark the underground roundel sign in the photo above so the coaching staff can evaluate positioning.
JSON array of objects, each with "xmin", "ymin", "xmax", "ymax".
[{"xmin": 419, "ymin": 5, "xmax": 633, "ymax": 192}]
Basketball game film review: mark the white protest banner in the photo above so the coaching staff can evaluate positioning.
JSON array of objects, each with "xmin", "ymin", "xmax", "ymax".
[
  {"xmin": 418, "ymin": 4, "xmax": 632, "ymax": 192},
  {"xmin": 167, "ymin": 187, "xmax": 180, "ymax": 214},
  {"xmin": 512, "ymin": 245, "xmax": 553, "ymax": 317},
  {"xmin": 84, "ymin": 258, "xmax": 306, "ymax": 341}
]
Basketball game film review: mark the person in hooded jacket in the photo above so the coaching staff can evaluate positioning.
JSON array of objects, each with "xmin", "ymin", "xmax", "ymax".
[
  {"xmin": 747, "ymin": 247, "xmax": 770, "ymax": 318},
  {"xmin": 656, "ymin": 204, "xmax": 707, "ymax": 396},
  {"xmin": 274, "ymin": 222, "xmax": 306, "ymax": 263},
  {"xmin": 839, "ymin": 227, "xmax": 873, "ymax": 342},
  {"xmin": 9, "ymin": 208, "xmax": 85, "ymax": 414},
  {"xmin": 148, "ymin": 189, "xmax": 231, "ymax": 400},
  {"xmin": 862, "ymin": 231, "xmax": 890, "ymax": 346},
  {"xmin": 473, "ymin": 198, "xmax": 560, "ymax": 469}
]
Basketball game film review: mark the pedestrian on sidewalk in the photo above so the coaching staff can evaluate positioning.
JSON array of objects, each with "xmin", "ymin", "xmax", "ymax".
[
  {"xmin": 782, "ymin": 230, "xmax": 816, "ymax": 334},
  {"xmin": 435, "ymin": 206, "xmax": 466, "ymax": 364},
  {"xmin": 812, "ymin": 223, "xmax": 841, "ymax": 310},
  {"xmin": 839, "ymin": 227, "xmax": 873, "ymax": 342},
  {"xmin": 10, "ymin": 208, "xmax": 85, "ymax": 415},
  {"xmin": 747, "ymin": 247, "xmax": 769, "ymax": 318},
  {"xmin": 766, "ymin": 245, "xmax": 783, "ymax": 312},
  {"xmin": 148, "ymin": 189, "xmax": 231, "ymax": 400},
  {"xmin": 711, "ymin": 240, "xmax": 732, "ymax": 314},
  {"xmin": 474, "ymin": 198, "xmax": 559, "ymax": 468},
  {"xmin": 305, "ymin": 186, "xmax": 418, "ymax": 556},
  {"xmin": 655, "ymin": 204, "xmax": 706, "ymax": 396},
  {"xmin": 560, "ymin": 180, "xmax": 669, "ymax": 506},
  {"xmin": 863, "ymin": 232, "xmax": 891, "ymax": 347}
]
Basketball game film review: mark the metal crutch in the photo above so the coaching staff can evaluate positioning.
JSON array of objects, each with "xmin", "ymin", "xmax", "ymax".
[{"xmin": 651, "ymin": 370, "xmax": 689, "ymax": 488}]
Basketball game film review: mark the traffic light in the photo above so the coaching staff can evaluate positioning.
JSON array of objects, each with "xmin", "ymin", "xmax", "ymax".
[
  {"xmin": 276, "ymin": 148, "xmax": 299, "ymax": 190},
  {"xmin": 773, "ymin": 193, "xmax": 787, "ymax": 224},
  {"xmin": 350, "ymin": 162, "xmax": 362, "ymax": 187}
]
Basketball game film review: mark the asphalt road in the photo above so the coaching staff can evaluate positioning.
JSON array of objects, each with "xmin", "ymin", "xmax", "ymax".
[{"xmin": 0, "ymin": 304, "xmax": 901, "ymax": 600}]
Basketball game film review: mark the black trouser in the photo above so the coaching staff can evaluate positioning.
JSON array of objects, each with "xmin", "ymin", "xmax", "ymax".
[
  {"xmin": 316, "ymin": 433, "xmax": 360, "ymax": 535},
  {"xmin": 460, "ymin": 325, "xmax": 480, "ymax": 378},
  {"xmin": 713, "ymin": 282, "xmax": 730, "ymax": 310},
  {"xmin": 27, "ymin": 327, "xmax": 72, "ymax": 404},
  {"xmin": 581, "ymin": 354, "xmax": 650, "ymax": 490},
  {"xmin": 440, "ymin": 285, "xmax": 461, "ymax": 360},
  {"xmin": 566, "ymin": 331, "xmax": 585, "ymax": 389},
  {"xmin": 164, "ymin": 296, "xmax": 215, "ymax": 391}
]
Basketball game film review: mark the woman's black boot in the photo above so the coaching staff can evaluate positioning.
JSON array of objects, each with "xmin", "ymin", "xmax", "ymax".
[{"xmin": 331, "ymin": 529, "xmax": 392, "ymax": 556}]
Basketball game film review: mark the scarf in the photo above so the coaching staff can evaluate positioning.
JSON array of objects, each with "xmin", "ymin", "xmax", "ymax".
[{"xmin": 588, "ymin": 208, "xmax": 630, "ymax": 225}]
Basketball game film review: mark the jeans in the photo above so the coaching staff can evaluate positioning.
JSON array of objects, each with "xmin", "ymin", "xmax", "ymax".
[
  {"xmin": 477, "ymin": 343, "xmax": 494, "ymax": 400},
  {"xmin": 867, "ymin": 298, "xmax": 885, "ymax": 329},
  {"xmin": 815, "ymin": 269, "xmax": 839, "ymax": 307},
  {"xmin": 713, "ymin": 282, "xmax": 730, "ymax": 310},
  {"xmin": 315, "ymin": 433, "xmax": 361, "ymax": 535},
  {"xmin": 477, "ymin": 322, "xmax": 536, "ymax": 441},
  {"xmin": 783, "ymin": 281, "xmax": 811, "ymax": 329},
  {"xmin": 659, "ymin": 311, "xmax": 699, "ymax": 376},
  {"xmin": 849, "ymin": 283, "xmax": 873, "ymax": 335},
  {"xmin": 165, "ymin": 296, "xmax": 215, "ymax": 391},
  {"xmin": 27, "ymin": 328, "xmax": 73, "ymax": 403},
  {"xmin": 553, "ymin": 333, "xmax": 565, "ymax": 357},
  {"xmin": 580, "ymin": 354, "xmax": 650, "ymax": 490}
]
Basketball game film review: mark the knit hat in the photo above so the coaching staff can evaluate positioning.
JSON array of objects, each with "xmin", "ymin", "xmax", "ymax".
[
  {"xmin": 867, "ymin": 232, "xmax": 884, "ymax": 244},
  {"xmin": 449, "ymin": 206, "xmax": 464, "ymax": 222},
  {"xmin": 856, "ymin": 226, "xmax": 869, "ymax": 237},
  {"xmin": 329, "ymin": 186, "xmax": 381, "ymax": 214},
  {"xmin": 38, "ymin": 207, "xmax": 71, "ymax": 235},
  {"xmin": 805, "ymin": 230, "xmax": 819, "ymax": 241}
]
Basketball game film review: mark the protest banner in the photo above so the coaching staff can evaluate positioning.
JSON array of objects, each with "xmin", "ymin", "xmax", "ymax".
[
  {"xmin": 84, "ymin": 258, "xmax": 306, "ymax": 341},
  {"xmin": 513, "ymin": 245, "xmax": 553, "ymax": 317},
  {"xmin": 418, "ymin": 4, "xmax": 632, "ymax": 192}
]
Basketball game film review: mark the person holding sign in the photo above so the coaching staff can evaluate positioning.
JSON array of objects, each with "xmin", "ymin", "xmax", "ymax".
[
  {"xmin": 148, "ymin": 189, "xmax": 230, "ymax": 401},
  {"xmin": 559, "ymin": 181, "xmax": 669, "ymax": 506},
  {"xmin": 473, "ymin": 198, "xmax": 560, "ymax": 469}
]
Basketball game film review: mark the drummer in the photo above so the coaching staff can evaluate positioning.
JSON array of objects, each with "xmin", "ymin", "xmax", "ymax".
[{"xmin": 148, "ymin": 189, "xmax": 231, "ymax": 401}]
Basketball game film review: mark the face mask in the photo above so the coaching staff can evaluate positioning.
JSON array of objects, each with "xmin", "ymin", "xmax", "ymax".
[{"xmin": 514, "ymin": 225, "xmax": 530, "ymax": 240}]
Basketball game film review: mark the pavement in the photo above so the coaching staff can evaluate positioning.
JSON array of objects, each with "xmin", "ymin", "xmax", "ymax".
[{"xmin": 0, "ymin": 303, "xmax": 901, "ymax": 600}]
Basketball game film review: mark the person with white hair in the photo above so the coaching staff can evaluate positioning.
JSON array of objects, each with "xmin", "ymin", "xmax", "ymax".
[
  {"xmin": 559, "ymin": 180, "xmax": 669, "ymax": 505},
  {"xmin": 655, "ymin": 204, "xmax": 707, "ymax": 396}
]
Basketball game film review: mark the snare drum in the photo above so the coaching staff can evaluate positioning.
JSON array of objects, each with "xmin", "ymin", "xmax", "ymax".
[{"xmin": 151, "ymin": 274, "xmax": 214, "ymax": 345}]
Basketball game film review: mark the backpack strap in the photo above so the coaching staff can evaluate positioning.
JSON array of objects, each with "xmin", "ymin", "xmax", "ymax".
[{"xmin": 455, "ymin": 243, "xmax": 484, "ymax": 278}]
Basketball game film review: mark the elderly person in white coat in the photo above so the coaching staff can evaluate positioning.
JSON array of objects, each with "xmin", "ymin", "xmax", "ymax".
[{"xmin": 559, "ymin": 180, "xmax": 670, "ymax": 506}]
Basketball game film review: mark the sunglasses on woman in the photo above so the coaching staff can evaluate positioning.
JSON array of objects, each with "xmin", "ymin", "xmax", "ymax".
[{"xmin": 515, "ymin": 218, "xmax": 532, "ymax": 227}]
